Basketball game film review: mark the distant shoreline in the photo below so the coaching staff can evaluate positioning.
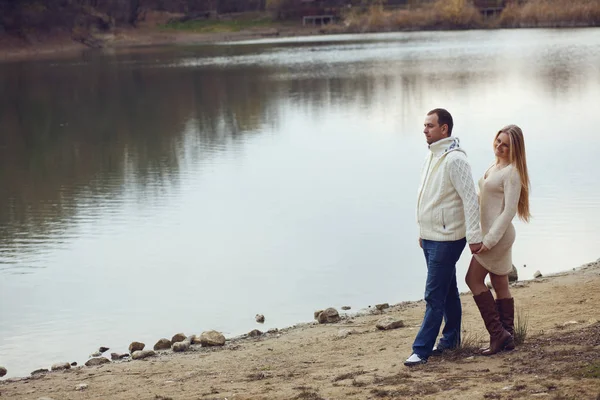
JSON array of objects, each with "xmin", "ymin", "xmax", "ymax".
[
  {"xmin": 1, "ymin": 23, "xmax": 599, "ymax": 63},
  {"xmin": 0, "ymin": 25, "xmax": 318, "ymax": 62}
]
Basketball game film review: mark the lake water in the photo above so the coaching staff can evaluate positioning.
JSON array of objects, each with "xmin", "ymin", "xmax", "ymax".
[{"xmin": 1, "ymin": 28, "xmax": 600, "ymax": 378}]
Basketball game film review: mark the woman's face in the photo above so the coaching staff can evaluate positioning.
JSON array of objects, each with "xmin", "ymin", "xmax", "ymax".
[{"xmin": 494, "ymin": 132, "xmax": 511, "ymax": 161}]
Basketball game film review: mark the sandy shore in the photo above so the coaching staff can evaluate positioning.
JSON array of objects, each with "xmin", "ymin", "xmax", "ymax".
[{"xmin": 1, "ymin": 258, "xmax": 599, "ymax": 399}]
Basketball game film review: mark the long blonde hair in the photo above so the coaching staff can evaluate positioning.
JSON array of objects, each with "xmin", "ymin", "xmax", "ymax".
[{"xmin": 495, "ymin": 125, "xmax": 531, "ymax": 222}]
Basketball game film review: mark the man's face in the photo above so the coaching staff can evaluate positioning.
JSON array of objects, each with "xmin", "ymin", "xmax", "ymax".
[{"xmin": 423, "ymin": 113, "xmax": 448, "ymax": 145}]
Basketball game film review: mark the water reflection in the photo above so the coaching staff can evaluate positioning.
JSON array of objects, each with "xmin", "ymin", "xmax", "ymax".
[
  {"xmin": 1, "ymin": 30, "xmax": 599, "ymax": 274},
  {"xmin": 0, "ymin": 61, "xmax": 282, "ymax": 272},
  {"xmin": 1, "ymin": 30, "xmax": 600, "ymax": 271}
]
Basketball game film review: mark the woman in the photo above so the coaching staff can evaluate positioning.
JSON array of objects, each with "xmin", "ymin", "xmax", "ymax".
[{"xmin": 466, "ymin": 124, "xmax": 531, "ymax": 355}]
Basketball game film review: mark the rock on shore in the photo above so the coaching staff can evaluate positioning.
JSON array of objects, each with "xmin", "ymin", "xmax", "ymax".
[
  {"xmin": 317, "ymin": 308, "xmax": 341, "ymax": 324},
  {"xmin": 111, "ymin": 353, "xmax": 130, "ymax": 360},
  {"xmin": 85, "ymin": 357, "xmax": 110, "ymax": 367},
  {"xmin": 376, "ymin": 317, "xmax": 405, "ymax": 330},
  {"xmin": 199, "ymin": 330, "xmax": 226, "ymax": 347},
  {"xmin": 172, "ymin": 341, "xmax": 190, "ymax": 352},
  {"xmin": 129, "ymin": 341, "xmax": 145, "ymax": 353},
  {"xmin": 132, "ymin": 350, "xmax": 156, "ymax": 360},
  {"xmin": 154, "ymin": 338, "xmax": 172, "ymax": 350},
  {"xmin": 171, "ymin": 333, "xmax": 186, "ymax": 343},
  {"xmin": 51, "ymin": 362, "xmax": 71, "ymax": 371}
]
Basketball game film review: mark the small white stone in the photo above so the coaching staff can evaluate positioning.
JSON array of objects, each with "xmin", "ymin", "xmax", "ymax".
[
  {"xmin": 337, "ymin": 329, "xmax": 353, "ymax": 338},
  {"xmin": 76, "ymin": 383, "xmax": 88, "ymax": 391}
]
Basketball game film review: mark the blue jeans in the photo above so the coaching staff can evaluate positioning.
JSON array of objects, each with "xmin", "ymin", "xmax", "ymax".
[{"xmin": 412, "ymin": 238, "xmax": 466, "ymax": 359}]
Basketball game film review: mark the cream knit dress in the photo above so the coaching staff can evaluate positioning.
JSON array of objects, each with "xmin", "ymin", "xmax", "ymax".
[{"xmin": 474, "ymin": 164, "xmax": 522, "ymax": 275}]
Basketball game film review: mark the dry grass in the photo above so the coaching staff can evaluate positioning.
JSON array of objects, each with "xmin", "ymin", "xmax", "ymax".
[
  {"xmin": 441, "ymin": 326, "xmax": 485, "ymax": 360},
  {"xmin": 332, "ymin": 370, "xmax": 368, "ymax": 382},
  {"xmin": 514, "ymin": 306, "xmax": 529, "ymax": 346},
  {"xmin": 343, "ymin": 0, "xmax": 484, "ymax": 32},
  {"xmin": 337, "ymin": 0, "xmax": 600, "ymax": 32},
  {"xmin": 497, "ymin": 0, "xmax": 600, "ymax": 28}
]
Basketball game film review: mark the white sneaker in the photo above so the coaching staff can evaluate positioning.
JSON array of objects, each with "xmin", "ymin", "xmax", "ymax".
[{"xmin": 404, "ymin": 353, "xmax": 427, "ymax": 366}]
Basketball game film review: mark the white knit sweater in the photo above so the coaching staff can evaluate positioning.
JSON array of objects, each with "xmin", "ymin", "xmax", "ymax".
[{"xmin": 417, "ymin": 137, "xmax": 482, "ymax": 244}]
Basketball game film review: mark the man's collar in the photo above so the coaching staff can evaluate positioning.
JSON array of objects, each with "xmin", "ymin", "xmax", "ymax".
[{"xmin": 428, "ymin": 137, "xmax": 459, "ymax": 156}]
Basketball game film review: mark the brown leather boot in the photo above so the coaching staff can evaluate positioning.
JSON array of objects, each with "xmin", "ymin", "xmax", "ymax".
[
  {"xmin": 496, "ymin": 297, "xmax": 515, "ymax": 350},
  {"xmin": 473, "ymin": 290, "xmax": 512, "ymax": 356}
]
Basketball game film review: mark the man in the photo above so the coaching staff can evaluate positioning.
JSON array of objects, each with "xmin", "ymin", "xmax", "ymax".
[{"xmin": 404, "ymin": 108, "xmax": 483, "ymax": 366}]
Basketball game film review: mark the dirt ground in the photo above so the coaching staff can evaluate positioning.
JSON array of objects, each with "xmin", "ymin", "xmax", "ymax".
[{"xmin": 1, "ymin": 259, "xmax": 599, "ymax": 400}]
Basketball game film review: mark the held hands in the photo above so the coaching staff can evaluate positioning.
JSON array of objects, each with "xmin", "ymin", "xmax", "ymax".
[
  {"xmin": 469, "ymin": 242, "xmax": 482, "ymax": 254},
  {"xmin": 475, "ymin": 244, "xmax": 489, "ymax": 254}
]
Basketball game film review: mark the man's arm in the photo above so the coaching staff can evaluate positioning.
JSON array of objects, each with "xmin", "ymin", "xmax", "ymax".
[{"xmin": 448, "ymin": 157, "xmax": 483, "ymax": 247}]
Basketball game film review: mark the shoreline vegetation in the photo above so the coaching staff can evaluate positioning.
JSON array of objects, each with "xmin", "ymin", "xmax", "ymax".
[
  {"xmin": 1, "ymin": 0, "xmax": 600, "ymax": 61},
  {"xmin": 1, "ymin": 258, "xmax": 599, "ymax": 398},
  {"xmin": 334, "ymin": 0, "xmax": 600, "ymax": 33}
]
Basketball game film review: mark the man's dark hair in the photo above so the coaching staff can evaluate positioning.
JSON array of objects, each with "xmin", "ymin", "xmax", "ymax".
[{"xmin": 427, "ymin": 108, "xmax": 453, "ymax": 136}]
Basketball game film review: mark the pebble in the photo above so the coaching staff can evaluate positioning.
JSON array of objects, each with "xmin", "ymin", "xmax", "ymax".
[
  {"xmin": 337, "ymin": 329, "xmax": 356, "ymax": 338},
  {"xmin": 84, "ymin": 357, "xmax": 110, "ymax": 367},
  {"xmin": 129, "ymin": 341, "xmax": 145, "ymax": 353},
  {"xmin": 172, "ymin": 341, "xmax": 190, "ymax": 352},
  {"xmin": 110, "ymin": 352, "xmax": 130, "ymax": 360},
  {"xmin": 154, "ymin": 338, "xmax": 172, "ymax": 351},
  {"xmin": 76, "ymin": 383, "xmax": 88, "ymax": 391},
  {"xmin": 199, "ymin": 330, "xmax": 226, "ymax": 347},
  {"xmin": 317, "ymin": 308, "xmax": 341, "ymax": 324},
  {"xmin": 171, "ymin": 333, "xmax": 186, "ymax": 343},
  {"xmin": 31, "ymin": 369, "xmax": 49, "ymax": 375},
  {"xmin": 375, "ymin": 317, "xmax": 404, "ymax": 330},
  {"xmin": 51, "ymin": 362, "xmax": 71, "ymax": 371},
  {"xmin": 131, "ymin": 350, "xmax": 156, "ymax": 360},
  {"xmin": 247, "ymin": 329, "xmax": 263, "ymax": 337}
]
